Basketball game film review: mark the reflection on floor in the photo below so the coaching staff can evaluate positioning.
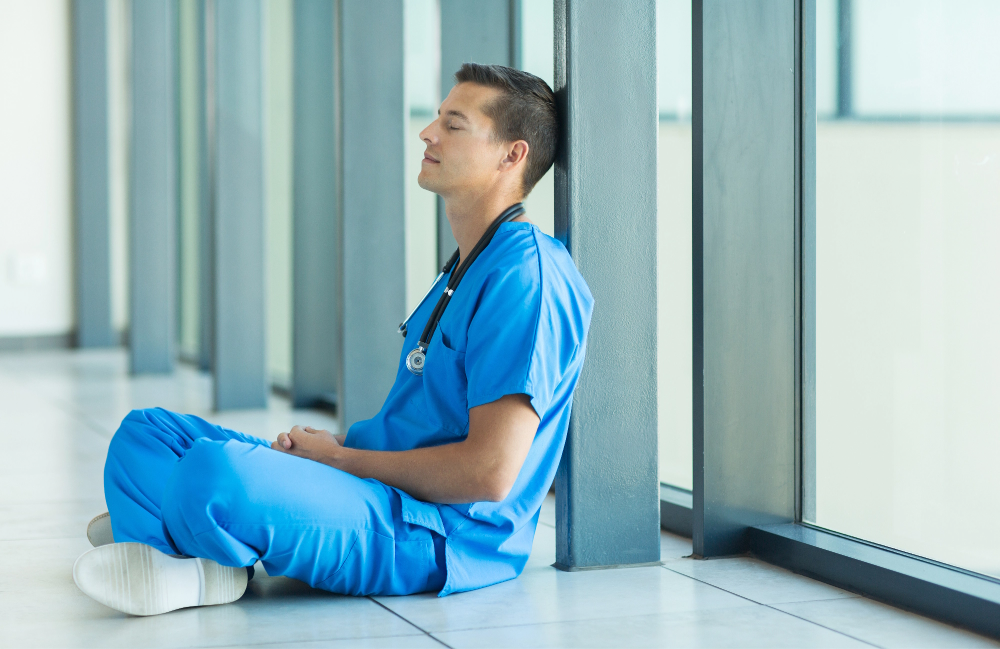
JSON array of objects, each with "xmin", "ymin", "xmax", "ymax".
[{"xmin": 0, "ymin": 349, "xmax": 994, "ymax": 648}]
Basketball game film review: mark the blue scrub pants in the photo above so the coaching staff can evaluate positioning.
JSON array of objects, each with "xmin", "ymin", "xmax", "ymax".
[{"xmin": 104, "ymin": 408, "xmax": 446, "ymax": 596}]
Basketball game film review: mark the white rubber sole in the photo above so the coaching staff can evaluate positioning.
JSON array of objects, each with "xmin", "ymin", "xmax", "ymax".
[
  {"xmin": 86, "ymin": 512, "xmax": 113, "ymax": 547},
  {"xmin": 73, "ymin": 542, "xmax": 247, "ymax": 616}
]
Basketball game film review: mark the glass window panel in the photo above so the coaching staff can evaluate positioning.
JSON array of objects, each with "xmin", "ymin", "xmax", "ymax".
[
  {"xmin": 812, "ymin": 0, "xmax": 1000, "ymax": 578},
  {"xmin": 853, "ymin": 0, "xmax": 1000, "ymax": 117},
  {"xmin": 405, "ymin": 0, "xmax": 441, "ymax": 314},
  {"xmin": 656, "ymin": 0, "xmax": 693, "ymax": 490},
  {"xmin": 815, "ymin": 0, "xmax": 838, "ymax": 118},
  {"xmin": 520, "ymin": 0, "xmax": 555, "ymax": 238}
]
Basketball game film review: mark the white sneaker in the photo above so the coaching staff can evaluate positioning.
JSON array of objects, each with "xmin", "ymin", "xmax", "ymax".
[
  {"xmin": 86, "ymin": 512, "xmax": 113, "ymax": 547},
  {"xmin": 73, "ymin": 542, "xmax": 248, "ymax": 616}
]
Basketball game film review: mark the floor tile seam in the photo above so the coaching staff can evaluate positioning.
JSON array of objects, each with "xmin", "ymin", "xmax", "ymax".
[
  {"xmin": 397, "ymin": 600, "xmax": 779, "ymax": 637},
  {"xmin": 770, "ymin": 594, "xmax": 865, "ymax": 606},
  {"xmin": 759, "ymin": 601, "xmax": 885, "ymax": 648},
  {"xmin": 771, "ymin": 599, "xmax": 1000, "ymax": 647},
  {"xmin": 537, "ymin": 520, "xmax": 555, "ymax": 529},
  {"xmin": 0, "ymin": 533, "xmax": 103, "ymax": 543},
  {"xmin": 659, "ymin": 562, "xmax": 858, "ymax": 606},
  {"xmin": 422, "ymin": 600, "xmax": 882, "ymax": 649},
  {"xmin": 191, "ymin": 628, "xmax": 434, "ymax": 649},
  {"xmin": 367, "ymin": 595, "xmax": 454, "ymax": 649},
  {"xmin": 658, "ymin": 563, "xmax": 841, "ymax": 608},
  {"xmin": 0, "ymin": 497, "xmax": 108, "ymax": 505},
  {"xmin": 656, "ymin": 565, "xmax": 884, "ymax": 648}
]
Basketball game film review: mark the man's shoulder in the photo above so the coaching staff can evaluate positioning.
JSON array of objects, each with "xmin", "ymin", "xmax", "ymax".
[
  {"xmin": 488, "ymin": 224, "xmax": 591, "ymax": 302},
  {"xmin": 482, "ymin": 229, "xmax": 590, "ymax": 329}
]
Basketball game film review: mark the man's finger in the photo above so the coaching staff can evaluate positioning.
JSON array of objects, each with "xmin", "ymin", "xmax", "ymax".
[{"xmin": 277, "ymin": 432, "xmax": 292, "ymax": 449}]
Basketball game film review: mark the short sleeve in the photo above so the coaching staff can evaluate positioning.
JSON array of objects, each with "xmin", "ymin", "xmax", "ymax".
[{"xmin": 465, "ymin": 249, "xmax": 557, "ymax": 418}]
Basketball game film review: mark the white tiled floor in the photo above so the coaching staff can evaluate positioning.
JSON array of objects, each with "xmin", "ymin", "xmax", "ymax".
[{"xmin": 0, "ymin": 349, "xmax": 995, "ymax": 649}]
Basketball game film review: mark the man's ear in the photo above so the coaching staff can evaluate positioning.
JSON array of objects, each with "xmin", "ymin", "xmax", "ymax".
[{"xmin": 500, "ymin": 140, "xmax": 529, "ymax": 171}]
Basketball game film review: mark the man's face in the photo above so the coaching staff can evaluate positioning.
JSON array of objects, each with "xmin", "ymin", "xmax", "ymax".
[{"xmin": 417, "ymin": 82, "xmax": 511, "ymax": 198}]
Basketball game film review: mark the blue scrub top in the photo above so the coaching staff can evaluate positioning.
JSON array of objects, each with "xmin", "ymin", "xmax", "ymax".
[{"xmin": 345, "ymin": 221, "xmax": 593, "ymax": 596}]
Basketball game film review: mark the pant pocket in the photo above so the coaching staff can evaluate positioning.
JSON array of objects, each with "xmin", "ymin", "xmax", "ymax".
[
  {"xmin": 392, "ymin": 532, "xmax": 444, "ymax": 595},
  {"xmin": 316, "ymin": 529, "xmax": 442, "ymax": 597}
]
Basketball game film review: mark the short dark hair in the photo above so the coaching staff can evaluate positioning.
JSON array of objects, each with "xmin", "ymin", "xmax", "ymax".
[{"xmin": 454, "ymin": 63, "xmax": 558, "ymax": 196}]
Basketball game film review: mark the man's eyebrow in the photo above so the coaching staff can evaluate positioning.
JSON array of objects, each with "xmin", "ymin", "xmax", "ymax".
[{"xmin": 442, "ymin": 109, "xmax": 470, "ymax": 122}]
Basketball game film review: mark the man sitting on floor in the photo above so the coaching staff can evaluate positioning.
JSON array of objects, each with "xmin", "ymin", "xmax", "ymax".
[{"xmin": 73, "ymin": 63, "xmax": 593, "ymax": 616}]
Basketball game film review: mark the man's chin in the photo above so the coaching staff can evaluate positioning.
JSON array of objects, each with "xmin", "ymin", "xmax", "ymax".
[{"xmin": 417, "ymin": 174, "xmax": 442, "ymax": 195}]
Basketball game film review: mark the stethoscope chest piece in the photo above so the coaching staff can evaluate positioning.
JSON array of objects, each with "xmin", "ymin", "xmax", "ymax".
[
  {"xmin": 405, "ymin": 347, "xmax": 426, "ymax": 375},
  {"xmin": 399, "ymin": 202, "xmax": 525, "ymax": 377}
]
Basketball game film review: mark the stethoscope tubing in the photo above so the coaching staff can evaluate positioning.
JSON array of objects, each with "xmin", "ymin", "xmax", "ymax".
[{"xmin": 400, "ymin": 203, "xmax": 525, "ymax": 375}]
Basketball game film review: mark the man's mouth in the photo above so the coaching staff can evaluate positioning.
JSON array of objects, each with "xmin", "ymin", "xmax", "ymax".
[{"xmin": 422, "ymin": 153, "xmax": 440, "ymax": 164}]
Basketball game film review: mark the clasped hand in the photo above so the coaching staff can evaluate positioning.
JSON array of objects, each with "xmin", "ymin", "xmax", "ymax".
[{"xmin": 270, "ymin": 425, "xmax": 343, "ymax": 464}]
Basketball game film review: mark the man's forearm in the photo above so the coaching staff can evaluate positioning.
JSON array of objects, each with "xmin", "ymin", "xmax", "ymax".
[
  {"xmin": 274, "ymin": 395, "xmax": 538, "ymax": 504},
  {"xmin": 323, "ymin": 442, "xmax": 503, "ymax": 504}
]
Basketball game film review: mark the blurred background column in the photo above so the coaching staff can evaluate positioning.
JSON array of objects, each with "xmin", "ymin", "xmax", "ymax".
[
  {"xmin": 291, "ymin": 0, "xmax": 339, "ymax": 410},
  {"xmin": 436, "ymin": 0, "xmax": 519, "ymax": 266},
  {"xmin": 212, "ymin": 0, "xmax": 268, "ymax": 409},
  {"xmin": 73, "ymin": 0, "xmax": 114, "ymax": 348},
  {"xmin": 340, "ymin": 0, "xmax": 407, "ymax": 429},
  {"xmin": 553, "ymin": 0, "xmax": 660, "ymax": 570},
  {"xmin": 196, "ymin": 0, "xmax": 213, "ymax": 373},
  {"xmin": 176, "ymin": 0, "xmax": 213, "ymax": 372},
  {"xmin": 130, "ymin": 0, "xmax": 177, "ymax": 373}
]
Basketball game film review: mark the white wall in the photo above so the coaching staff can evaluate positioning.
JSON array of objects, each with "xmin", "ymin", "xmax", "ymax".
[
  {"xmin": 107, "ymin": 0, "xmax": 130, "ymax": 335},
  {"xmin": 0, "ymin": 0, "xmax": 74, "ymax": 337}
]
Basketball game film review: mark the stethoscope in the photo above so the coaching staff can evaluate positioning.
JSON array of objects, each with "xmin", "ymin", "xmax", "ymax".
[{"xmin": 398, "ymin": 202, "xmax": 526, "ymax": 375}]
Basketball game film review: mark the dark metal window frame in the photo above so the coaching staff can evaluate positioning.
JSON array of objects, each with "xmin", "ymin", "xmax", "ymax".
[{"xmin": 659, "ymin": 0, "xmax": 1000, "ymax": 639}]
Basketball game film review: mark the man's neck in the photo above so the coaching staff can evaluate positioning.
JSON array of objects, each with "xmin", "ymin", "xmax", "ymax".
[{"xmin": 443, "ymin": 191, "xmax": 526, "ymax": 265}]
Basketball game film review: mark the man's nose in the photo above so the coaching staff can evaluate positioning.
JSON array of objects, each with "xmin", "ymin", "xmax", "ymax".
[{"xmin": 419, "ymin": 120, "xmax": 439, "ymax": 145}]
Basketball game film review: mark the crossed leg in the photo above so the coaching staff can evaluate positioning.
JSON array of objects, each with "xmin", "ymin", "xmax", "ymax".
[{"xmin": 93, "ymin": 408, "xmax": 444, "ymax": 604}]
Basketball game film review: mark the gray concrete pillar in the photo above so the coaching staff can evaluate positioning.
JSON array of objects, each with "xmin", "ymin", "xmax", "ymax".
[
  {"xmin": 130, "ymin": 0, "xmax": 177, "ymax": 373},
  {"xmin": 196, "ymin": 0, "xmax": 214, "ymax": 372},
  {"xmin": 553, "ymin": 0, "xmax": 660, "ymax": 570},
  {"xmin": 340, "ymin": 0, "xmax": 407, "ymax": 429},
  {"xmin": 692, "ymin": 0, "xmax": 797, "ymax": 557},
  {"xmin": 291, "ymin": 0, "xmax": 339, "ymax": 410},
  {"xmin": 212, "ymin": 0, "xmax": 267, "ymax": 409},
  {"xmin": 73, "ymin": 0, "xmax": 115, "ymax": 348}
]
